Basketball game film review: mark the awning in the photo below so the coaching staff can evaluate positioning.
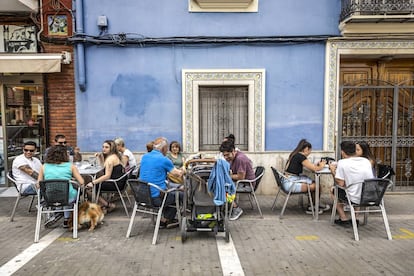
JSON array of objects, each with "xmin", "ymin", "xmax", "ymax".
[{"xmin": 0, "ymin": 53, "xmax": 64, "ymax": 73}]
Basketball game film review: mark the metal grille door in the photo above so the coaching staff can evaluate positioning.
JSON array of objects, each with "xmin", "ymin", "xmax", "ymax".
[{"xmin": 339, "ymin": 79, "xmax": 414, "ymax": 189}]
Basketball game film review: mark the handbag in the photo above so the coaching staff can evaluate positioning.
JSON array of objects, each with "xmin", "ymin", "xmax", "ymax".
[{"xmin": 167, "ymin": 173, "xmax": 184, "ymax": 184}]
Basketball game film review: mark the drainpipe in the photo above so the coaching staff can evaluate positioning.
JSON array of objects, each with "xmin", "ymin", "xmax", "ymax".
[
  {"xmin": 37, "ymin": 0, "xmax": 43, "ymax": 42},
  {"xmin": 74, "ymin": 0, "xmax": 86, "ymax": 91}
]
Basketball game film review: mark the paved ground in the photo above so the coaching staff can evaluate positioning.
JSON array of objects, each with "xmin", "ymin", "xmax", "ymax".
[{"xmin": 0, "ymin": 188, "xmax": 414, "ymax": 276}]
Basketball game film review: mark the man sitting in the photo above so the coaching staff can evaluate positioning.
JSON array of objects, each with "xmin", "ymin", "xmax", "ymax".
[
  {"xmin": 329, "ymin": 141, "xmax": 374, "ymax": 227},
  {"xmin": 139, "ymin": 137, "xmax": 184, "ymax": 228},
  {"xmin": 219, "ymin": 140, "xmax": 255, "ymax": 220},
  {"xmin": 12, "ymin": 141, "xmax": 42, "ymax": 195}
]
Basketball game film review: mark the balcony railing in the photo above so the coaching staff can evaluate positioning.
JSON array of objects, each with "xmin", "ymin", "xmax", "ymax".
[{"xmin": 341, "ymin": 0, "xmax": 414, "ymax": 22}]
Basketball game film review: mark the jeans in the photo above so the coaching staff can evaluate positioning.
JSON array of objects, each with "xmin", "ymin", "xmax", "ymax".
[
  {"xmin": 152, "ymin": 191, "xmax": 183, "ymax": 220},
  {"xmin": 22, "ymin": 184, "xmax": 37, "ymax": 195}
]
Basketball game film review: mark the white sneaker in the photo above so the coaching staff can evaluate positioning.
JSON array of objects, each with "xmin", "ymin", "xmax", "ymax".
[
  {"xmin": 230, "ymin": 207, "xmax": 243, "ymax": 221},
  {"xmin": 305, "ymin": 206, "xmax": 323, "ymax": 215},
  {"xmin": 44, "ymin": 213, "xmax": 63, "ymax": 228}
]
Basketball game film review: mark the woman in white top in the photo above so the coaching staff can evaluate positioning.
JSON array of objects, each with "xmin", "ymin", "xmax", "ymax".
[{"xmin": 114, "ymin": 137, "xmax": 137, "ymax": 173}]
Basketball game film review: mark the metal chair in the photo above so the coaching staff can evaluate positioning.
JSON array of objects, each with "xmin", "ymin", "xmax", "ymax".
[
  {"xmin": 270, "ymin": 166, "xmax": 314, "ymax": 219},
  {"xmin": 232, "ymin": 166, "xmax": 265, "ymax": 218},
  {"xmin": 95, "ymin": 166, "xmax": 135, "ymax": 217},
  {"xmin": 126, "ymin": 179, "xmax": 180, "ymax": 245},
  {"xmin": 8, "ymin": 170, "xmax": 37, "ymax": 222},
  {"xmin": 35, "ymin": 179, "xmax": 80, "ymax": 243},
  {"xmin": 330, "ymin": 178, "xmax": 392, "ymax": 241}
]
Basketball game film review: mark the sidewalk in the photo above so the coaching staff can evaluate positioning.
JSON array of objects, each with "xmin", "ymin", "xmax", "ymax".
[{"xmin": 1, "ymin": 190, "xmax": 414, "ymax": 275}]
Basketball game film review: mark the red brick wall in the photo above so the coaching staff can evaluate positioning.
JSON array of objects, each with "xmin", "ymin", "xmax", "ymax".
[{"xmin": 43, "ymin": 44, "xmax": 77, "ymax": 148}]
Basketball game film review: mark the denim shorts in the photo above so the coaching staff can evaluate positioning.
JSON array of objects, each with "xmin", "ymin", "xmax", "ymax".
[{"xmin": 282, "ymin": 175, "xmax": 313, "ymax": 193}]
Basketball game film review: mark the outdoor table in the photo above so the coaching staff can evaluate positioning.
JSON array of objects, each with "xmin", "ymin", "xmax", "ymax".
[
  {"xmin": 314, "ymin": 166, "xmax": 332, "ymax": 221},
  {"xmin": 77, "ymin": 163, "xmax": 104, "ymax": 202}
]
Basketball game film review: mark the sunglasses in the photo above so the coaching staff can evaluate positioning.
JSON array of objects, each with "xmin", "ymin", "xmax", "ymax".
[
  {"xmin": 58, "ymin": 141, "xmax": 67, "ymax": 145},
  {"xmin": 23, "ymin": 149, "xmax": 35, "ymax": 153}
]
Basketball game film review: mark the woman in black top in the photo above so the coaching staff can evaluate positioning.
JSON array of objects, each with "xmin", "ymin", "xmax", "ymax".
[
  {"xmin": 284, "ymin": 139, "xmax": 327, "ymax": 214},
  {"xmin": 85, "ymin": 140, "xmax": 125, "ymax": 213}
]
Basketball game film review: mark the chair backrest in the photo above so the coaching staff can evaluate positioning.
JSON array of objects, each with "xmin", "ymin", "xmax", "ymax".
[
  {"xmin": 253, "ymin": 166, "xmax": 265, "ymax": 191},
  {"xmin": 108, "ymin": 168, "xmax": 133, "ymax": 191},
  {"xmin": 271, "ymin": 167, "xmax": 282, "ymax": 187},
  {"xmin": 377, "ymin": 164, "xmax": 395, "ymax": 180},
  {"xmin": 7, "ymin": 170, "xmax": 34, "ymax": 195},
  {"xmin": 271, "ymin": 166, "xmax": 289, "ymax": 193},
  {"xmin": 7, "ymin": 170, "xmax": 17, "ymax": 188},
  {"xmin": 128, "ymin": 179, "xmax": 154, "ymax": 207},
  {"xmin": 127, "ymin": 165, "xmax": 138, "ymax": 180},
  {"xmin": 39, "ymin": 179, "xmax": 71, "ymax": 207},
  {"xmin": 359, "ymin": 178, "xmax": 391, "ymax": 206}
]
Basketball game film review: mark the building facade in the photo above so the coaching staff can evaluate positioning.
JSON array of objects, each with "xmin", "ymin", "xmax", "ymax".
[
  {"xmin": 0, "ymin": 0, "xmax": 76, "ymax": 185},
  {"xmin": 1, "ymin": 1, "xmax": 413, "ymax": 192}
]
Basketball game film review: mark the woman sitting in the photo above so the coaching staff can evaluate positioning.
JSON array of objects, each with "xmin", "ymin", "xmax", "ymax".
[
  {"xmin": 38, "ymin": 145, "xmax": 85, "ymax": 228},
  {"xmin": 166, "ymin": 141, "xmax": 185, "ymax": 185},
  {"xmin": 355, "ymin": 141, "xmax": 376, "ymax": 176},
  {"xmin": 86, "ymin": 140, "xmax": 125, "ymax": 213},
  {"xmin": 284, "ymin": 139, "xmax": 328, "ymax": 214}
]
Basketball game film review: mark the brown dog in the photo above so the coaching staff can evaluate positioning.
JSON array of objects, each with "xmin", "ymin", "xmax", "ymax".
[{"xmin": 69, "ymin": 201, "xmax": 104, "ymax": 231}]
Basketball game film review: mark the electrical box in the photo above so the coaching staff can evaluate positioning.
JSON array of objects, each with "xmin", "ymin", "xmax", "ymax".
[{"xmin": 97, "ymin": 16, "xmax": 108, "ymax": 27}]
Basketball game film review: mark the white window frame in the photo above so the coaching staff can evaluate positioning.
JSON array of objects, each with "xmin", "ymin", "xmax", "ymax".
[
  {"xmin": 182, "ymin": 69, "xmax": 265, "ymax": 153},
  {"xmin": 189, "ymin": 0, "xmax": 258, "ymax": 13}
]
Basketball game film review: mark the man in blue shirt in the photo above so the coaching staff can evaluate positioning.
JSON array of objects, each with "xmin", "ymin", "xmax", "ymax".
[{"xmin": 140, "ymin": 137, "xmax": 184, "ymax": 228}]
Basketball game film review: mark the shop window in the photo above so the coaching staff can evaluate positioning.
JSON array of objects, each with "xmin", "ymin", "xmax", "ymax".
[{"xmin": 4, "ymin": 85, "xmax": 45, "ymax": 159}]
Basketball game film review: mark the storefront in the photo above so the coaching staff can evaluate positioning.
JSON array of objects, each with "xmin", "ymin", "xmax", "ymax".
[{"xmin": 0, "ymin": 53, "xmax": 66, "ymax": 186}]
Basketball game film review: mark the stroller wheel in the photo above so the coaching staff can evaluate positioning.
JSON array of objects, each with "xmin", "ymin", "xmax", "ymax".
[
  {"xmin": 224, "ymin": 216, "xmax": 230, "ymax": 243},
  {"xmin": 181, "ymin": 217, "xmax": 187, "ymax": 243}
]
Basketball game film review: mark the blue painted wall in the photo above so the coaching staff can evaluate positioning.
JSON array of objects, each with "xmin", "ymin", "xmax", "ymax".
[{"xmin": 76, "ymin": 0, "xmax": 341, "ymax": 152}]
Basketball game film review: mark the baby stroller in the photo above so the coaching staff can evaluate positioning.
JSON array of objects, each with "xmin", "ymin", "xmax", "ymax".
[{"xmin": 181, "ymin": 159, "xmax": 233, "ymax": 243}]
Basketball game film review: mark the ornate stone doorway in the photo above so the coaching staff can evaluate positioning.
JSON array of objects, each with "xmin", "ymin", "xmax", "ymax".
[{"xmin": 339, "ymin": 76, "xmax": 414, "ymax": 190}]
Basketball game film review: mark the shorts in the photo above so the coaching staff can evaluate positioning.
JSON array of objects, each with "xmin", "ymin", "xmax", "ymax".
[
  {"xmin": 336, "ymin": 188, "xmax": 358, "ymax": 205},
  {"xmin": 22, "ymin": 184, "xmax": 37, "ymax": 195},
  {"xmin": 337, "ymin": 188, "xmax": 347, "ymax": 201},
  {"xmin": 282, "ymin": 175, "xmax": 313, "ymax": 193}
]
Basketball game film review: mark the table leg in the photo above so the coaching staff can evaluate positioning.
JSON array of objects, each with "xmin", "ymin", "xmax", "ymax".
[
  {"xmin": 314, "ymin": 173, "xmax": 320, "ymax": 221},
  {"xmin": 92, "ymin": 185, "xmax": 96, "ymax": 203},
  {"xmin": 81, "ymin": 174, "xmax": 96, "ymax": 203}
]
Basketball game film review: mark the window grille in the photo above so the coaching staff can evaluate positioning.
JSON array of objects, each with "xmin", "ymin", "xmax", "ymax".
[{"xmin": 198, "ymin": 86, "xmax": 248, "ymax": 151}]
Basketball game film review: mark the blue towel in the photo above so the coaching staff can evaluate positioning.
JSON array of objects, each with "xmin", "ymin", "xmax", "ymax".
[{"xmin": 207, "ymin": 159, "xmax": 236, "ymax": 205}]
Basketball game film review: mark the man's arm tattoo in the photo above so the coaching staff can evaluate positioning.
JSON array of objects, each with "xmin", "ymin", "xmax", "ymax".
[
  {"xmin": 19, "ymin": 165, "xmax": 39, "ymax": 180},
  {"xmin": 31, "ymin": 171, "xmax": 39, "ymax": 180}
]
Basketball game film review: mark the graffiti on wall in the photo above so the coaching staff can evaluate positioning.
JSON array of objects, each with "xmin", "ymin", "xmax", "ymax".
[{"xmin": 0, "ymin": 25, "xmax": 37, "ymax": 53}]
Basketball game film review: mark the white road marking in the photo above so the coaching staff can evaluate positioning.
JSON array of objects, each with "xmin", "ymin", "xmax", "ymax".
[
  {"xmin": 0, "ymin": 228, "xmax": 65, "ymax": 276},
  {"xmin": 0, "ymin": 187, "xmax": 18, "ymax": 197},
  {"xmin": 216, "ymin": 235, "xmax": 245, "ymax": 276}
]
